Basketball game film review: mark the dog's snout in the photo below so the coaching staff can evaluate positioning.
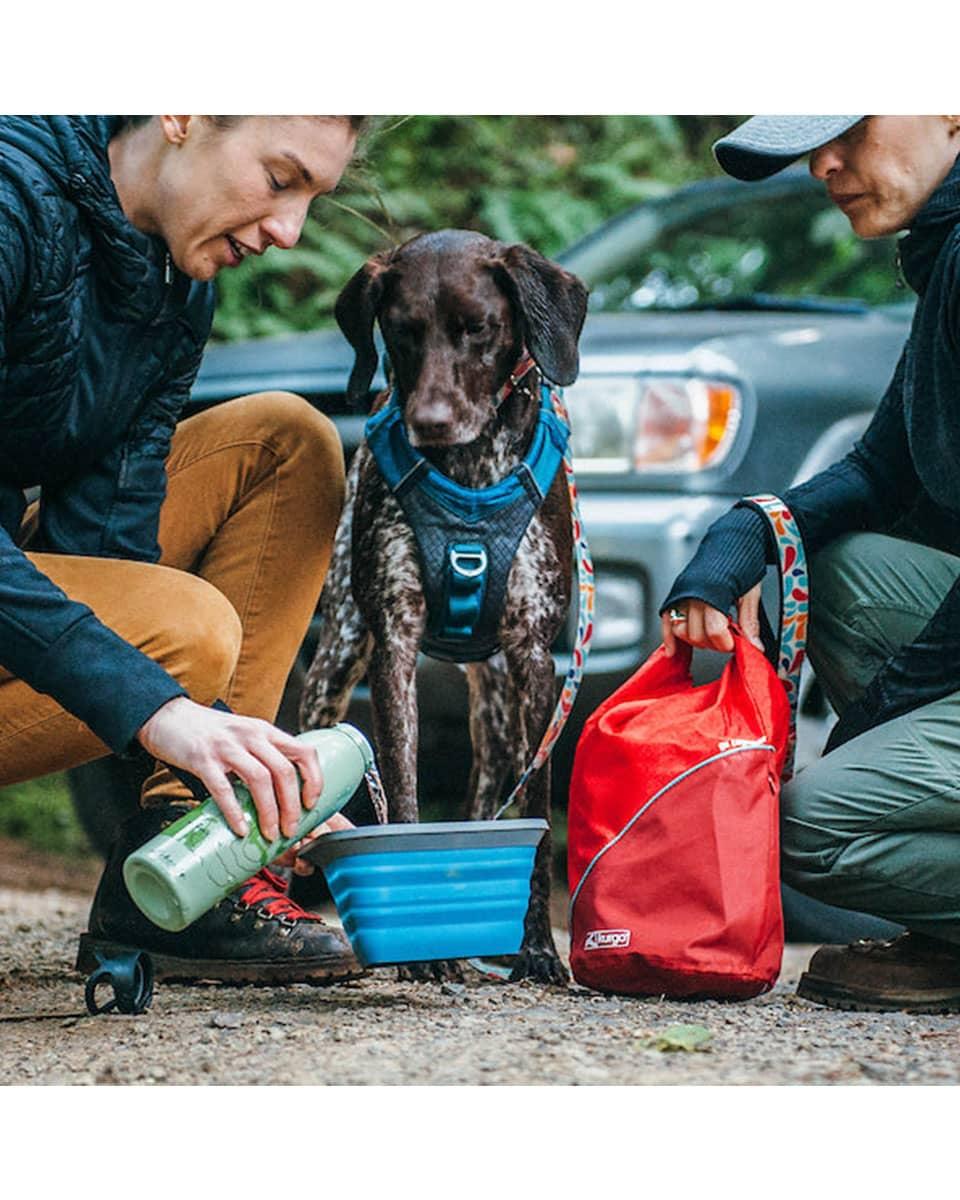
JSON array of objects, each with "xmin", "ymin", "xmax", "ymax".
[{"xmin": 407, "ymin": 397, "xmax": 457, "ymax": 445}]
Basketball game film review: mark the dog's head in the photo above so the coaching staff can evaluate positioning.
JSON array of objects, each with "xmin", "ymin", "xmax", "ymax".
[{"xmin": 335, "ymin": 229, "xmax": 589, "ymax": 447}]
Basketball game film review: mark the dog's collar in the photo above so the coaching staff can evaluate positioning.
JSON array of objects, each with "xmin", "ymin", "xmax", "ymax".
[{"xmin": 496, "ymin": 350, "xmax": 538, "ymax": 408}]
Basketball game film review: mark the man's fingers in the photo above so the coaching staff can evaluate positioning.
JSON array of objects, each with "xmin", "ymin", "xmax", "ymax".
[
  {"xmin": 281, "ymin": 737, "xmax": 324, "ymax": 809},
  {"xmin": 666, "ymin": 601, "xmax": 734, "ymax": 652},
  {"xmin": 703, "ymin": 607, "xmax": 734, "ymax": 652},
  {"xmin": 686, "ymin": 600, "xmax": 710, "ymax": 648},
  {"xmin": 325, "ymin": 812, "xmax": 355, "ymax": 832},
  {"xmin": 223, "ymin": 752, "xmax": 280, "ymax": 842},
  {"xmin": 277, "ymin": 812, "xmax": 356, "ymax": 875},
  {"xmin": 738, "ymin": 583, "xmax": 764, "ymax": 649},
  {"xmin": 661, "ymin": 611, "xmax": 678, "ymax": 656},
  {"xmin": 204, "ymin": 766, "xmax": 251, "ymax": 838},
  {"xmin": 253, "ymin": 742, "xmax": 304, "ymax": 840}
]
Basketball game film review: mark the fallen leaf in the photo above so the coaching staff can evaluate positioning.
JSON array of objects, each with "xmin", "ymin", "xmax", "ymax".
[{"xmin": 644, "ymin": 1023, "xmax": 713, "ymax": 1053}]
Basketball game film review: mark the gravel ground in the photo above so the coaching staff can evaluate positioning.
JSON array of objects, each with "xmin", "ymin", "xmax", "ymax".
[{"xmin": 2, "ymin": 841, "xmax": 960, "ymax": 1086}]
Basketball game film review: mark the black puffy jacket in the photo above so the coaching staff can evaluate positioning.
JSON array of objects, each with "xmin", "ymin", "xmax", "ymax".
[{"xmin": 0, "ymin": 116, "xmax": 215, "ymax": 754}]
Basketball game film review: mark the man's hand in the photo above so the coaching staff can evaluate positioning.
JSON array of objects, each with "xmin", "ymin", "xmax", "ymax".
[
  {"xmin": 661, "ymin": 583, "xmax": 764, "ymax": 656},
  {"xmin": 136, "ymin": 697, "xmax": 324, "ymax": 842},
  {"xmin": 273, "ymin": 811, "xmax": 356, "ymax": 877}
]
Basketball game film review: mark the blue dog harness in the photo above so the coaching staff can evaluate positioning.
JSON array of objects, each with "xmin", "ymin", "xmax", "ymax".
[{"xmin": 364, "ymin": 381, "xmax": 570, "ymax": 662}]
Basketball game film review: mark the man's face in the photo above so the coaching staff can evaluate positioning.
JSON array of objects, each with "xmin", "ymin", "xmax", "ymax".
[
  {"xmin": 154, "ymin": 116, "xmax": 357, "ymax": 281},
  {"xmin": 809, "ymin": 116, "xmax": 960, "ymax": 238}
]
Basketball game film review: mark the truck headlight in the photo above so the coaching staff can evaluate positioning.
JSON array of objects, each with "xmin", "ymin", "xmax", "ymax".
[{"xmin": 565, "ymin": 375, "xmax": 742, "ymax": 473}]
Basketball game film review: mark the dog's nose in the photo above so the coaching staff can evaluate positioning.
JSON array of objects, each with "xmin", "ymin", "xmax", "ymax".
[{"xmin": 407, "ymin": 400, "xmax": 456, "ymax": 445}]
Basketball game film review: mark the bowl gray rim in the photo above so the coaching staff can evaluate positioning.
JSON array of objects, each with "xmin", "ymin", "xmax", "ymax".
[{"xmin": 302, "ymin": 818, "xmax": 548, "ymax": 867}]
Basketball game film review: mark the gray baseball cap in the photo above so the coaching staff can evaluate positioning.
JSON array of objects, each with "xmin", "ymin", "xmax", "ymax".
[{"xmin": 713, "ymin": 115, "xmax": 865, "ymax": 181}]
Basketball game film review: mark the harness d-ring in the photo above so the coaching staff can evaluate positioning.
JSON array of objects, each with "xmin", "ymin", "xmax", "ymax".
[{"xmin": 84, "ymin": 950, "xmax": 155, "ymax": 1016}]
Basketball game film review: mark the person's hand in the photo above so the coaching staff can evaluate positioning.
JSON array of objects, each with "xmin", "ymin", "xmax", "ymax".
[
  {"xmin": 273, "ymin": 811, "xmax": 356, "ymax": 876},
  {"xmin": 661, "ymin": 583, "xmax": 764, "ymax": 656},
  {"xmin": 136, "ymin": 696, "xmax": 324, "ymax": 842}
]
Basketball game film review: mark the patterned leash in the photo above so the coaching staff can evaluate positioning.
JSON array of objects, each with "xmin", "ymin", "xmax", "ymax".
[
  {"xmin": 494, "ymin": 385, "xmax": 595, "ymax": 819},
  {"xmin": 740, "ymin": 493, "xmax": 809, "ymax": 782}
]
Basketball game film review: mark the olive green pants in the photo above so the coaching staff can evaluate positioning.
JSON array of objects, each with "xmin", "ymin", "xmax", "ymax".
[{"xmin": 781, "ymin": 532, "xmax": 960, "ymax": 944}]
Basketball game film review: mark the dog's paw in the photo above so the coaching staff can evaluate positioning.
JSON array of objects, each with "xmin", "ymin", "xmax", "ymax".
[
  {"xmin": 396, "ymin": 959, "xmax": 465, "ymax": 984},
  {"xmin": 508, "ymin": 947, "xmax": 569, "ymax": 988}
]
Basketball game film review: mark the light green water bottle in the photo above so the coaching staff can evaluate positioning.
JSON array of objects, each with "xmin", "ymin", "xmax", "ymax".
[{"xmin": 123, "ymin": 723, "xmax": 374, "ymax": 932}]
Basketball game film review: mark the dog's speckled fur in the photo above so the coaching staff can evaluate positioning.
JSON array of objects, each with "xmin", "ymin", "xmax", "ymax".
[{"xmin": 300, "ymin": 230, "xmax": 588, "ymax": 985}]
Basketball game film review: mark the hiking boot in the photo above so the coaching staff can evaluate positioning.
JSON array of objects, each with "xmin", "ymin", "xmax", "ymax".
[
  {"xmin": 76, "ymin": 803, "xmax": 364, "ymax": 986},
  {"xmin": 797, "ymin": 932, "xmax": 960, "ymax": 1013}
]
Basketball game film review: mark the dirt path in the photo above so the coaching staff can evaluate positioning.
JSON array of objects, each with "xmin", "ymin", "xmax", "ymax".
[{"xmin": 2, "ymin": 840, "xmax": 959, "ymax": 1085}]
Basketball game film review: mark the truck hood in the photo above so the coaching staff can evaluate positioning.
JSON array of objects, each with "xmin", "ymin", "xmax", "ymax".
[{"xmin": 576, "ymin": 308, "xmax": 903, "ymax": 369}]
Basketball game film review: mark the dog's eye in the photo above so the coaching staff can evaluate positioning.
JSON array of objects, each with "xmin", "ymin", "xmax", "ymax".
[
  {"xmin": 390, "ymin": 321, "xmax": 421, "ymax": 342},
  {"xmin": 463, "ymin": 320, "xmax": 486, "ymax": 337}
]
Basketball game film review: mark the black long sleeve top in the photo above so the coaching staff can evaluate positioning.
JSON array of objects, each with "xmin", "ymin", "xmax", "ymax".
[{"xmin": 661, "ymin": 151, "xmax": 960, "ymax": 748}]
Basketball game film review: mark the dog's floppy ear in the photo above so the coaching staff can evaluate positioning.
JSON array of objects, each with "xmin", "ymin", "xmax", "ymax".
[
  {"xmin": 335, "ymin": 254, "xmax": 393, "ymax": 408},
  {"xmin": 492, "ymin": 245, "xmax": 589, "ymax": 387}
]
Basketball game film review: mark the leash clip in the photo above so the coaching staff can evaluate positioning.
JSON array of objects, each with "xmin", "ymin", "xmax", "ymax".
[
  {"xmin": 84, "ymin": 950, "xmax": 155, "ymax": 1016},
  {"xmin": 449, "ymin": 546, "xmax": 488, "ymax": 580}
]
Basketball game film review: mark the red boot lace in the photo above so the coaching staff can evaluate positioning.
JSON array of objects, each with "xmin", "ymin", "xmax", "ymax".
[{"xmin": 236, "ymin": 868, "xmax": 324, "ymax": 922}]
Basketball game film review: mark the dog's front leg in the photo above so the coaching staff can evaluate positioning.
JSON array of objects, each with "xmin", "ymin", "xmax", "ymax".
[
  {"xmin": 366, "ymin": 640, "xmax": 419, "ymax": 825},
  {"xmin": 300, "ymin": 453, "xmax": 373, "ymax": 732},
  {"xmin": 502, "ymin": 644, "xmax": 569, "ymax": 987},
  {"xmin": 368, "ymin": 640, "xmax": 464, "ymax": 983}
]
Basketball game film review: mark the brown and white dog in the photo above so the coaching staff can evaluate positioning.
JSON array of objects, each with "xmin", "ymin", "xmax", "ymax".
[{"xmin": 299, "ymin": 230, "xmax": 588, "ymax": 984}]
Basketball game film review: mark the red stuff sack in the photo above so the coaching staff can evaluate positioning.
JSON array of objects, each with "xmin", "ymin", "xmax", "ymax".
[{"xmin": 567, "ymin": 495, "xmax": 807, "ymax": 998}]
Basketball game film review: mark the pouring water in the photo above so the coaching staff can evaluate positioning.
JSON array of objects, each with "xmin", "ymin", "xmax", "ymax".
[{"xmin": 364, "ymin": 763, "xmax": 389, "ymax": 825}]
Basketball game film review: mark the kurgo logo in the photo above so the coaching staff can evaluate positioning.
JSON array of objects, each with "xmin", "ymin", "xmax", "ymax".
[{"xmin": 584, "ymin": 928, "xmax": 631, "ymax": 950}]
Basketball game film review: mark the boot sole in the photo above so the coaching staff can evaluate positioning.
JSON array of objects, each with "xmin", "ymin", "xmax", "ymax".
[
  {"xmin": 797, "ymin": 970, "xmax": 960, "ymax": 1014},
  {"xmin": 76, "ymin": 933, "xmax": 366, "ymax": 987}
]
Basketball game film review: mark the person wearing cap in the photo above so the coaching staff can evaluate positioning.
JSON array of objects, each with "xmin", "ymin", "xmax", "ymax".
[{"xmin": 660, "ymin": 115, "xmax": 960, "ymax": 1012}]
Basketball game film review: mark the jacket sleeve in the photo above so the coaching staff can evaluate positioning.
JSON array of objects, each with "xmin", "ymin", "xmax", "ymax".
[
  {"xmin": 823, "ymin": 241, "xmax": 960, "ymax": 748},
  {"xmin": 660, "ymin": 347, "xmax": 920, "ymax": 616},
  {"xmin": 0, "ymin": 208, "xmax": 189, "ymax": 756}
]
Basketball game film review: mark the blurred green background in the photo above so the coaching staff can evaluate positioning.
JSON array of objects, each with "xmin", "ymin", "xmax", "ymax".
[
  {"xmin": 211, "ymin": 115, "xmax": 740, "ymax": 340},
  {"xmin": 1, "ymin": 114, "xmax": 740, "ymax": 856}
]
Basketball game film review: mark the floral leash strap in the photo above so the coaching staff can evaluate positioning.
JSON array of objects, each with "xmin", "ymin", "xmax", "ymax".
[
  {"xmin": 494, "ymin": 385, "xmax": 595, "ymax": 820},
  {"xmin": 740, "ymin": 493, "xmax": 809, "ymax": 782}
]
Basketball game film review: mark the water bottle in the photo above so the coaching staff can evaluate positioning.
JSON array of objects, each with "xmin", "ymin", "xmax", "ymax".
[{"xmin": 123, "ymin": 723, "xmax": 374, "ymax": 932}]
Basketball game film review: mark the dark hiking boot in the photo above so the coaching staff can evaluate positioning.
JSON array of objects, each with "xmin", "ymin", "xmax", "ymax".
[
  {"xmin": 797, "ymin": 932, "xmax": 960, "ymax": 1013},
  {"xmin": 76, "ymin": 803, "xmax": 364, "ymax": 986}
]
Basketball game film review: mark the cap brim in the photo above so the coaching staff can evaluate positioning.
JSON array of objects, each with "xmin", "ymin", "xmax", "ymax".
[{"xmin": 714, "ymin": 115, "xmax": 865, "ymax": 181}]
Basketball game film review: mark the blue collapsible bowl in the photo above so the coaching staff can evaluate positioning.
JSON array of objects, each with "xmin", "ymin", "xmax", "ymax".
[{"xmin": 304, "ymin": 819, "xmax": 547, "ymax": 966}]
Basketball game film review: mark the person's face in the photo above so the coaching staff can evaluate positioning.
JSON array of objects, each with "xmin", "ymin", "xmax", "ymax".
[
  {"xmin": 154, "ymin": 116, "xmax": 357, "ymax": 280},
  {"xmin": 809, "ymin": 116, "xmax": 960, "ymax": 238}
]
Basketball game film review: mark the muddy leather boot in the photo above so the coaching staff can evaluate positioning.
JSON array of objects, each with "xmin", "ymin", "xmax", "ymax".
[
  {"xmin": 797, "ymin": 932, "xmax": 960, "ymax": 1013},
  {"xmin": 76, "ymin": 803, "xmax": 364, "ymax": 985}
]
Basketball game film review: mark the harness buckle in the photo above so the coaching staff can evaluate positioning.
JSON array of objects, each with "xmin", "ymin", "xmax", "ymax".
[{"xmin": 449, "ymin": 547, "xmax": 488, "ymax": 579}]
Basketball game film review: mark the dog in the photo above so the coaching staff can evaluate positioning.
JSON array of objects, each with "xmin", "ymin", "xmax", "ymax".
[{"xmin": 299, "ymin": 229, "xmax": 588, "ymax": 985}]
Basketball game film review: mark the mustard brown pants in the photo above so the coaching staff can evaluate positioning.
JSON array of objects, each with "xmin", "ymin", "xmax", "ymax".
[{"xmin": 0, "ymin": 392, "xmax": 345, "ymax": 806}]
